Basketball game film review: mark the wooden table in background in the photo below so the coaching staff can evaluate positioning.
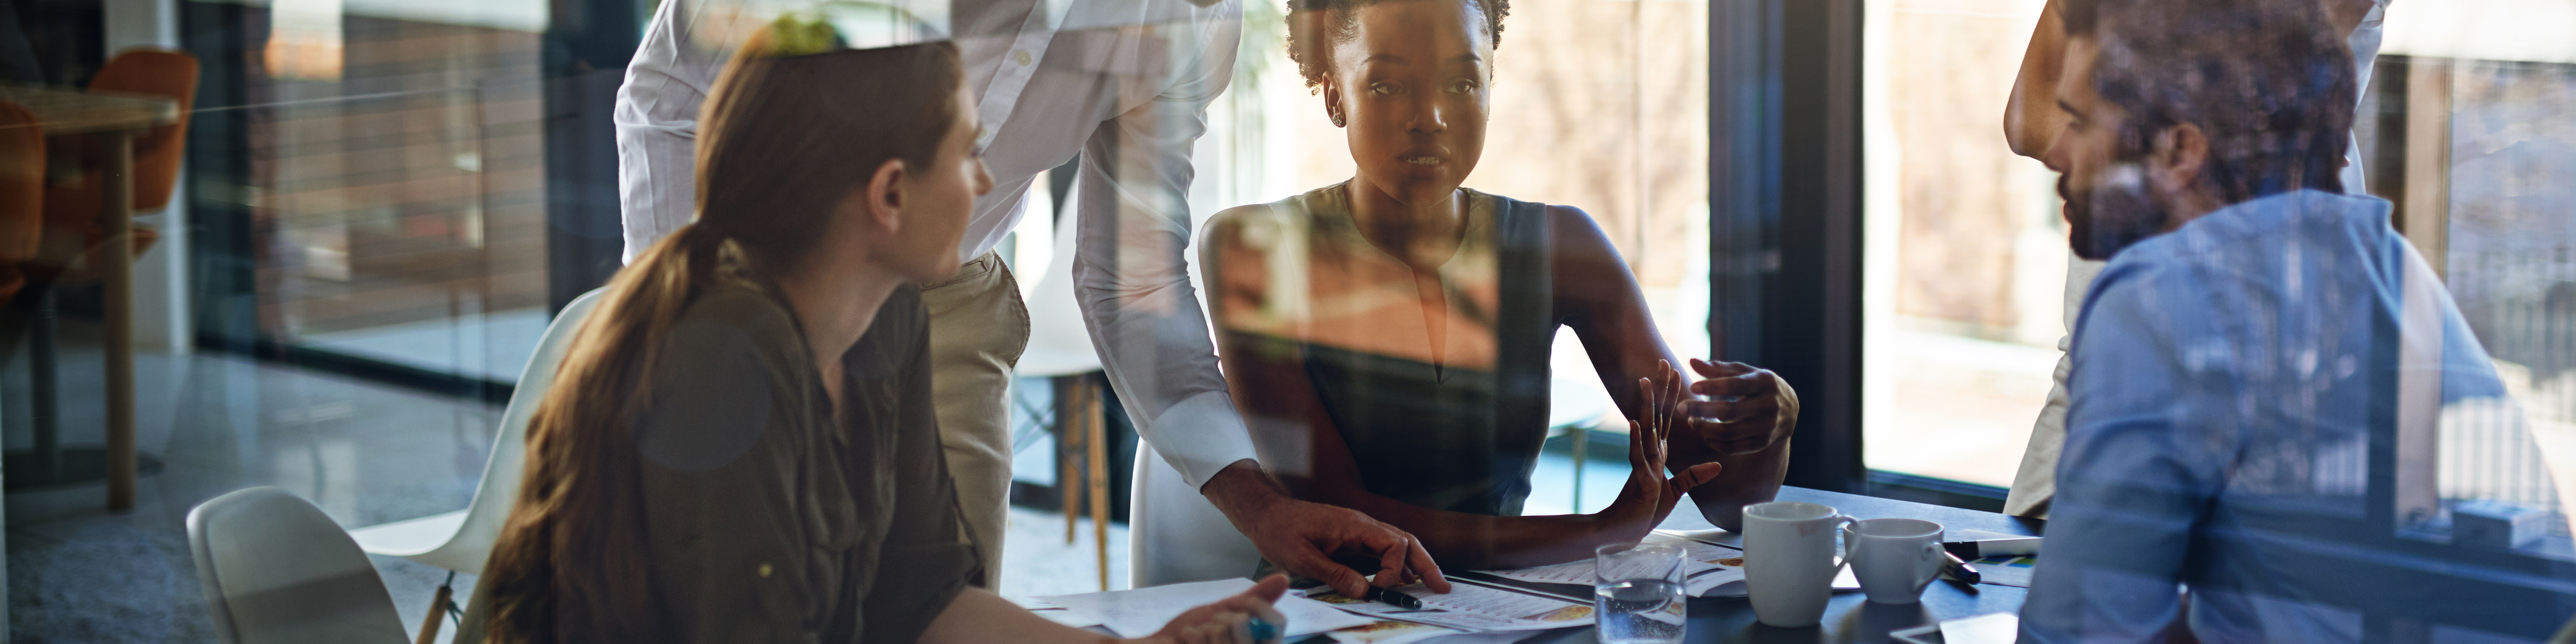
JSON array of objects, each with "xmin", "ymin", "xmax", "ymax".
[{"xmin": 2, "ymin": 83, "xmax": 180, "ymax": 511}]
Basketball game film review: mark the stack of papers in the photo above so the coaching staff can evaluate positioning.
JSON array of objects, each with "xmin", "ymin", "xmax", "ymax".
[
  {"xmin": 1302, "ymin": 582, "xmax": 1595, "ymax": 632},
  {"xmin": 1039, "ymin": 528, "xmax": 1884, "ymax": 642},
  {"xmin": 1477, "ymin": 531, "xmax": 1748, "ymax": 596},
  {"xmin": 1034, "ymin": 578, "xmax": 1379, "ymax": 639},
  {"xmin": 1299, "ymin": 527, "xmax": 1864, "ymax": 637}
]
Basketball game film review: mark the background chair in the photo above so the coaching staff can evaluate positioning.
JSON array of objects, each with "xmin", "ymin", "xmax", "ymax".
[
  {"xmin": 0, "ymin": 100, "xmax": 42, "ymax": 305},
  {"xmin": 346, "ymin": 287, "xmax": 609, "ymax": 574},
  {"xmin": 1, "ymin": 50, "xmax": 195, "ymax": 490},
  {"xmin": 186, "ymin": 487, "xmax": 411, "ymax": 644},
  {"xmin": 41, "ymin": 48, "xmax": 197, "ymax": 274}
]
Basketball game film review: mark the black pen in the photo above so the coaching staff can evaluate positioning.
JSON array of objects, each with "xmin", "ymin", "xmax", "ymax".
[
  {"xmin": 1364, "ymin": 587, "xmax": 1424, "ymax": 609},
  {"xmin": 1939, "ymin": 551, "xmax": 1982, "ymax": 584}
]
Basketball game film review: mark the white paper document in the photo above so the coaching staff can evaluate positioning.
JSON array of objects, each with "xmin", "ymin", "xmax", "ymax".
[
  {"xmin": 1036, "ymin": 578, "xmax": 1379, "ymax": 639},
  {"xmin": 1322, "ymin": 620, "xmax": 1464, "ymax": 644},
  {"xmin": 1306, "ymin": 582, "xmax": 1594, "ymax": 632},
  {"xmin": 1480, "ymin": 532, "xmax": 1742, "ymax": 586},
  {"xmin": 1475, "ymin": 531, "xmax": 1750, "ymax": 596},
  {"xmin": 1940, "ymin": 612, "xmax": 2021, "ymax": 644}
]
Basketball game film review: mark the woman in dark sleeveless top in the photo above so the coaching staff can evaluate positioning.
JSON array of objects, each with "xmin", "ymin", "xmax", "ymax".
[{"xmin": 1199, "ymin": 0, "xmax": 1803, "ymax": 570}]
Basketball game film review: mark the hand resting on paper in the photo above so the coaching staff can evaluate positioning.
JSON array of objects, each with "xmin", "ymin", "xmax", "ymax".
[
  {"xmin": 919, "ymin": 576, "xmax": 1292, "ymax": 644},
  {"xmin": 1134, "ymin": 574, "xmax": 1293, "ymax": 644},
  {"xmin": 1203, "ymin": 461, "xmax": 1454, "ymax": 598}
]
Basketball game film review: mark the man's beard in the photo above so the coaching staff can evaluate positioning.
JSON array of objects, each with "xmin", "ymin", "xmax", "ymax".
[{"xmin": 2061, "ymin": 162, "xmax": 2167, "ymax": 261}]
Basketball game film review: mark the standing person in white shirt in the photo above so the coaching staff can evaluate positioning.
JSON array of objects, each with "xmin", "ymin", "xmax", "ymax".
[
  {"xmin": 612, "ymin": 0, "xmax": 1450, "ymax": 597},
  {"xmin": 1996, "ymin": 0, "xmax": 2388, "ymax": 518}
]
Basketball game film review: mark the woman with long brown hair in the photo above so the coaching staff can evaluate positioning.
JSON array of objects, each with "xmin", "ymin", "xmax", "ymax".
[{"xmin": 458, "ymin": 21, "xmax": 1287, "ymax": 644}]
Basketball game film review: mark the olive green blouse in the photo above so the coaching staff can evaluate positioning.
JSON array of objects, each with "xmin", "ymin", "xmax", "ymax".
[{"xmin": 460, "ymin": 280, "xmax": 982, "ymax": 643}]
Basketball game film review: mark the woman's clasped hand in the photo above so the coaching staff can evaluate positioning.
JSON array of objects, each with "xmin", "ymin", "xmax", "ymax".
[{"xmin": 1676, "ymin": 357, "xmax": 1801, "ymax": 456}]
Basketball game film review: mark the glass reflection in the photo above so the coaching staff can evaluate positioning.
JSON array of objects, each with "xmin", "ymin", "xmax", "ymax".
[
  {"xmin": 1205, "ymin": 0, "xmax": 1795, "ymax": 572},
  {"xmin": 2021, "ymin": 0, "xmax": 2575, "ymax": 640}
]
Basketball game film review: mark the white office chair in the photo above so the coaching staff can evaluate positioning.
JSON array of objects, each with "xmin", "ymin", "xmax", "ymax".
[
  {"xmin": 1011, "ymin": 191, "xmax": 1262, "ymax": 590},
  {"xmin": 345, "ymin": 288, "xmax": 608, "ymax": 575},
  {"xmin": 188, "ymin": 487, "xmax": 411, "ymax": 644}
]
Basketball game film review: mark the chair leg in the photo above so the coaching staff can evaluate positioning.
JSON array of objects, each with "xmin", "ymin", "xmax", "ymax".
[
  {"xmin": 1059, "ymin": 376, "xmax": 1079, "ymax": 545},
  {"xmin": 415, "ymin": 573, "xmax": 454, "ymax": 644},
  {"xmin": 29, "ymin": 284, "xmax": 56, "ymax": 474},
  {"xmin": 1085, "ymin": 373, "xmax": 1110, "ymax": 591},
  {"xmin": 1570, "ymin": 426, "xmax": 1587, "ymax": 513}
]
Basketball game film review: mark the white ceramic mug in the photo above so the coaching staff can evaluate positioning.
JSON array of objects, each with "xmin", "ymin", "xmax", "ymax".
[
  {"xmin": 1741, "ymin": 501, "xmax": 1854, "ymax": 627},
  {"xmin": 1843, "ymin": 518, "xmax": 1945, "ymax": 604}
]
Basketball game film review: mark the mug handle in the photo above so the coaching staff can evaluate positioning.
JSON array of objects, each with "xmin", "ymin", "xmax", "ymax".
[
  {"xmin": 1831, "ymin": 517, "xmax": 1858, "ymax": 580},
  {"xmin": 1911, "ymin": 540, "xmax": 1945, "ymax": 594}
]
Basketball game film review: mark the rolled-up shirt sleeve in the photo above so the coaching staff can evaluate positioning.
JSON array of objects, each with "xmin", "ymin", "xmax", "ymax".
[
  {"xmin": 615, "ymin": 0, "xmax": 727, "ymax": 264},
  {"xmin": 1069, "ymin": 8, "xmax": 1252, "ymax": 489}
]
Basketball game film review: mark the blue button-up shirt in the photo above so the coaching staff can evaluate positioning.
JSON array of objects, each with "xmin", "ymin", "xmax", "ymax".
[{"xmin": 2020, "ymin": 190, "xmax": 2571, "ymax": 643}]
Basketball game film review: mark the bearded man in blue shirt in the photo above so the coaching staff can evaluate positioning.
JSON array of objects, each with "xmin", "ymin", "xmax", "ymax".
[{"xmin": 2020, "ymin": 0, "xmax": 2575, "ymax": 641}]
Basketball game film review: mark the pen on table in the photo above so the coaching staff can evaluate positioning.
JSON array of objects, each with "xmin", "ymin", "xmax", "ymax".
[
  {"xmin": 1364, "ymin": 587, "xmax": 1423, "ymax": 609},
  {"xmin": 1939, "ymin": 550, "xmax": 1982, "ymax": 585},
  {"xmin": 1941, "ymin": 536, "xmax": 2041, "ymax": 559}
]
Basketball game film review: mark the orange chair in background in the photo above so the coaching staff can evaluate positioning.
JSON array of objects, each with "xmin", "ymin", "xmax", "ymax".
[
  {"xmin": 0, "ymin": 100, "xmax": 42, "ymax": 303},
  {"xmin": 42, "ymin": 48, "xmax": 198, "ymax": 274}
]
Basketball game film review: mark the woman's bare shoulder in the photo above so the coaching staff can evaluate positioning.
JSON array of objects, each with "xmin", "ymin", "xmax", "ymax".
[
  {"xmin": 1202, "ymin": 195, "xmax": 1326, "ymax": 252},
  {"xmin": 1538, "ymin": 204, "xmax": 1625, "ymax": 258}
]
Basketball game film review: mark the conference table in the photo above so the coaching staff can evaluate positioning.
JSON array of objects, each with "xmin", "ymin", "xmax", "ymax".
[{"xmin": 1385, "ymin": 486, "xmax": 2041, "ymax": 644}]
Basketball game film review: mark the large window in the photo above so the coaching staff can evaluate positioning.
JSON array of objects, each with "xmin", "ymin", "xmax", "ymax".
[
  {"xmin": 1854, "ymin": 1, "xmax": 2576, "ymax": 521},
  {"xmin": 188, "ymin": 0, "xmax": 553, "ymax": 392},
  {"xmin": 1857, "ymin": 0, "xmax": 2059, "ymax": 489}
]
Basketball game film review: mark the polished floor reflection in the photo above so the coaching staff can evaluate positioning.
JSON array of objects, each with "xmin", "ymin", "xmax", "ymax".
[{"xmin": 6, "ymin": 318, "xmax": 493, "ymax": 643}]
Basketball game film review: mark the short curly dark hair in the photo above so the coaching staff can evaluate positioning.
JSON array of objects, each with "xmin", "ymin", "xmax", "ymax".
[
  {"xmin": 2065, "ymin": 0, "xmax": 2355, "ymax": 200},
  {"xmin": 1286, "ymin": 0, "xmax": 1509, "ymax": 93}
]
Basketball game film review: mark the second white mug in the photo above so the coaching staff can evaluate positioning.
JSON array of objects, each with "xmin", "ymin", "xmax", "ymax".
[{"xmin": 1844, "ymin": 518, "xmax": 1945, "ymax": 604}]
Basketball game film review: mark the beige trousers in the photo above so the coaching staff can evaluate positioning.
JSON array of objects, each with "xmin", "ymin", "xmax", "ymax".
[{"xmin": 920, "ymin": 252, "xmax": 1030, "ymax": 590}]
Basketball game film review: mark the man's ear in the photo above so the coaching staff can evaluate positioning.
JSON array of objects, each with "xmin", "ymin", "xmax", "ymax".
[
  {"xmin": 2147, "ymin": 123, "xmax": 2209, "ymax": 197},
  {"xmin": 861, "ymin": 158, "xmax": 909, "ymax": 233}
]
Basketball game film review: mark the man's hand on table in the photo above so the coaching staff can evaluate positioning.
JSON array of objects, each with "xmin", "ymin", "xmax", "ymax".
[
  {"xmin": 1201, "ymin": 460, "xmax": 1452, "ymax": 598},
  {"xmin": 1676, "ymin": 358, "xmax": 1799, "ymax": 455}
]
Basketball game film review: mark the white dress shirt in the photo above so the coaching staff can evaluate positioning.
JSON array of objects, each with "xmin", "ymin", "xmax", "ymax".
[{"xmin": 613, "ymin": 0, "xmax": 1256, "ymax": 489}]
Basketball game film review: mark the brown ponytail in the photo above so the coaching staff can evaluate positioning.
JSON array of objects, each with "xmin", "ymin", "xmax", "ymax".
[{"xmin": 476, "ymin": 27, "xmax": 962, "ymax": 644}]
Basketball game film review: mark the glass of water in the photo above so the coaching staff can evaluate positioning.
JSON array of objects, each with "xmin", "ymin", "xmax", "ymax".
[{"xmin": 1595, "ymin": 542, "xmax": 1687, "ymax": 644}]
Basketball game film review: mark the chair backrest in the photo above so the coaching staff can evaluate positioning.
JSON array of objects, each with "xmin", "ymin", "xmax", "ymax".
[
  {"xmin": 0, "ymin": 101, "xmax": 39, "ymax": 301},
  {"xmin": 187, "ymin": 487, "xmax": 411, "ymax": 644},
  {"xmin": 86, "ymin": 48, "xmax": 197, "ymax": 211},
  {"xmin": 417, "ymin": 286, "xmax": 609, "ymax": 574}
]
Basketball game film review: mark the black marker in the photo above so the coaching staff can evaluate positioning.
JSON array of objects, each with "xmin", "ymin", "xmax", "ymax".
[
  {"xmin": 1939, "ymin": 551, "xmax": 1982, "ymax": 584},
  {"xmin": 1941, "ymin": 536, "xmax": 2041, "ymax": 559},
  {"xmin": 1364, "ymin": 587, "xmax": 1423, "ymax": 609}
]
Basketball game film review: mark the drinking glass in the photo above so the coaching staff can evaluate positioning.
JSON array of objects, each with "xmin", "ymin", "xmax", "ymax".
[{"xmin": 1595, "ymin": 543, "xmax": 1686, "ymax": 644}]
